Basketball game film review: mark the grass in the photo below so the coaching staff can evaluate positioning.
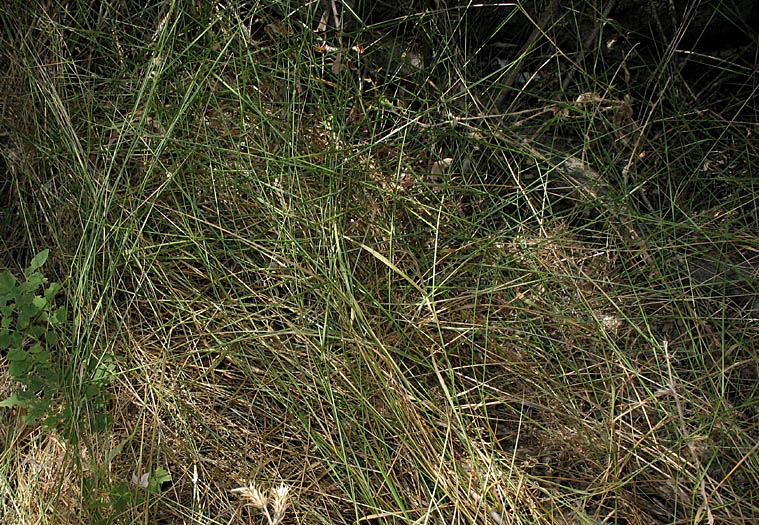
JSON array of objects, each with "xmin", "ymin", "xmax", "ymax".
[{"xmin": 1, "ymin": 1, "xmax": 757, "ymax": 524}]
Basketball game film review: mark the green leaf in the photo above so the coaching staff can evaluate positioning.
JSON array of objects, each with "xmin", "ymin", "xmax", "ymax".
[
  {"xmin": 0, "ymin": 330, "xmax": 9, "ymax": 349},
  {"xmin": 41, "ymin": 413, "xmax": 62, "ymax": 431},
  {"xmin": 23, "ymin": 398, "xmax": 51, "ymax": 425},
  {"xmin": 17, "ymin": 290, "xmax": 33, "ymax": 308},
  {"xmin": 36, "ymin": 350, "xmax": 51, "ymax": 362},
  {"xmin": 28, "ymin": 250, "xmax": 49, "ymax": 272},
  {"xmin": 0, "ymin": 394, "xmax": 21, "ymax": 408},
  {"xmin": 8, "ymin": 359, "xmax": 31, "ymax": 376},
  {"xmin": 0, "ymin": 271, "xmax": 17, "ymax": 291},
  {"xmin": 7, "ymin": 348, "xmax": 29, "ymax": 361},
  {"xmin": 153, "ymin": 468, "xmax": 171, "ymax": 484},
  {"xmin": 46, "ymin": 330, "xmax": 58, "ymax": 345},
  {"xmin": 0, "ymin": 394, "xmax": 33, "ymax": 408},
  {"xmin": 147, "ymin": 468, "xmax": 171, "ymax": 494},
  {"xmin": 54, "ymin": 307, "xmax": 67, "ymax": 324},
  {"xmin": 85, "ymin": 384, "xmax": 100, "ymax": 398},
  {"xmin": 25, "ymin": 375, "xmax": 46, "ymax": 392},
  {"xmin": 33, "ymin": 295, "xmax": 47, "ymax": 310},
  {"xmin": 44, "ymin": 282, "xmax": 62, "ymax": 301},
  {"xmin": 110, "ymin": 481, "xmax": 137, "ymax": 514},
  {"xmin": 17, "ymin": 311, "xmax": 30, "ymax": 330},
  {"xmin": 29, "ymin": 324, "xmax": 45, "ymax": 337},
  {"xmin": 20, "ymin": 274, "xmax": 44, "ymax": 293}
]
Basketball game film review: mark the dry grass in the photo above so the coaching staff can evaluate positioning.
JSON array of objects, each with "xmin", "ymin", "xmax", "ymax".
[{"xmin": 1, "ymin": 1, "xmax": 757, "ymax": 524}]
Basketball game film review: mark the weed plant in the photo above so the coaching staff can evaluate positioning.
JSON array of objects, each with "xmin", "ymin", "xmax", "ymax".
[{"xmin": 1, "ymin": 1, "xmax": 757, "ymax": 523}]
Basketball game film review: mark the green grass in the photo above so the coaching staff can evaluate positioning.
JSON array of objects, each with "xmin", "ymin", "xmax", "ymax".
[{"xmin": 1, "ymin": 1, "xmax": 758, "ymax": 524}]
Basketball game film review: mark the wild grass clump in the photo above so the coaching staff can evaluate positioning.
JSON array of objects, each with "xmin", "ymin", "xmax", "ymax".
[{"xmin": 1, "ymin": 1, "xmax": 757, "ymax": 523}]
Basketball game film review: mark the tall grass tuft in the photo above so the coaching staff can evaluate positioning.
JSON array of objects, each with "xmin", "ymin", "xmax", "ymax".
[{"xmin": 1, "ymin": 1, "xmax": 757, "ymax": 523}]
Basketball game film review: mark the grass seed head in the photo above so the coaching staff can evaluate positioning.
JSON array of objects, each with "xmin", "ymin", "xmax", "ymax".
[
  {"xmin": 270, "ymin": 483, "xmax": 290, "ymax": 525},
  {"xmin": 231, "ymin": 483, "xmax": 268, "ymax": 508}
]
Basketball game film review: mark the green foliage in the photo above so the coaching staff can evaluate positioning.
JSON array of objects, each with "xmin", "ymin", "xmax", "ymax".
[
  {"xmin": 0, "ymin": 250, "xmax": 67, "ymax": 427},
  {"xmin": 0, "ymin": 249, "xmax": 113, "ymax": 435},
  {"xmin": 83, "ymin": 467, "xmax": 172, "ymax": 524}
]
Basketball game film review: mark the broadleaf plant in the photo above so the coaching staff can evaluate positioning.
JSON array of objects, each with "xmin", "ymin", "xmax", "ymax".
[{"xmin": 0, "ymin": 249, "xmax": 67, "ymax": 427}]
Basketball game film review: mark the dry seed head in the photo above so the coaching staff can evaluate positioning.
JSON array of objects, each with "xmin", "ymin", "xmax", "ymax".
[
  {"xmin": 231, "ymin": 483, "xmax": 268, "ymax": 508},
  {"xmin": 270, "ymin": 483, "xmax": 290, "ymax": 525}
]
